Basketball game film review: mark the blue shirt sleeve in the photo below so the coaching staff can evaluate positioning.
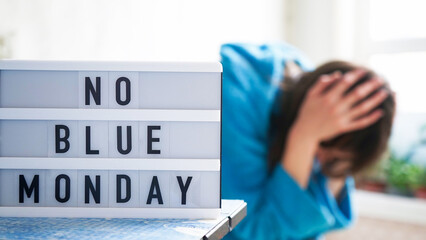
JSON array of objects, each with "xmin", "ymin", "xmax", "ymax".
[
  {"xmin": 225, "ymin": 164, "xmax": 354, "ymax": 240},
  {"xmin": 308, "ymin": 167, "xmax": 355, "ymax": 232},
  {"xmin": 230, "ymin": 165, "xmax": 334, "ymax": 239}
]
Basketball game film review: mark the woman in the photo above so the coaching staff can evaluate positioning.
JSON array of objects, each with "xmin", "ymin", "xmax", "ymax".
[{"xmin": 221, "ymin": 43, "xmax": 395, "ymax": 240}]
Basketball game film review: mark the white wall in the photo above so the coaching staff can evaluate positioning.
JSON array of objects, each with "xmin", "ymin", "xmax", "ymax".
[
  {"xmin": 284, "ymin": 0, "xmax": 357, "ymax": 65},
  {"xmin": 0, "ymin": 0, "xmax": 286, "ymax": 61}
]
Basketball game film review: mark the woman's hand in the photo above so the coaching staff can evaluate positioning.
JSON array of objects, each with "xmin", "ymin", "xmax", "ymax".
[
  {"xmin": 281, "ymin": 69, "xmax": 389, "ymax": 188},
  {"xmin": 292, "ymin": 69, "xmax": 388, "ymax": 144}
]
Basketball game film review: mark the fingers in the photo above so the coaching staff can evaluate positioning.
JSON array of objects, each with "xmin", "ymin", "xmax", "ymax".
[
  {"xmin": 309, "ymin": 71, "xmax": 342, "ymax": 96},
  {"xmin": 348, "ymin": 89, "xmax": 389, "ymax": 120},
  {"xmin": 345, "ymin": 109, "xmax": 384, "ymax": 132},
  {"xmin": 340, "ymin": 76, "xmax": 385, "ymax": 108},
  {"xmin": 327, "ymin": 69, "xmax": 367, "ymax": 101}
]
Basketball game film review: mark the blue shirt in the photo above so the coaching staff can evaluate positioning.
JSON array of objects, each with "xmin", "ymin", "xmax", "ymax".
[{"xmin": 220, "ymin": 43, "xmax": 354, "ymax": 240}]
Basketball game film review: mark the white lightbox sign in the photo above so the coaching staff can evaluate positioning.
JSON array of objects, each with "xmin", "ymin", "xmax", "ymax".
[{"xmin": 0, "ymin": 60, "xmax": 222, "ymax": 219}]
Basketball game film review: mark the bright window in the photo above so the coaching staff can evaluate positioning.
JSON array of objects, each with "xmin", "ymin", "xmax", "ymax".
[
  {"xmin": 370, "ymin": 0, "xmax": 426, "ymax": 41},
  {"xmin": 370, "ymin": 52, "xmax": 426, "ymax": 113},
  {"xmin": 363, "ymin": 0, "xmax": 426, "ymax": 114}
]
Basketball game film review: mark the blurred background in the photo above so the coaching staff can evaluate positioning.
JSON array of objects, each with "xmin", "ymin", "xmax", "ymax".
[{"xmin": 1, "ymin": 0, "xmax": 426, "ymax": 238}]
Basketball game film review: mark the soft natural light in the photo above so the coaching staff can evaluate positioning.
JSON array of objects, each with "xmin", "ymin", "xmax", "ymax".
[
  {"xmin": 370, "ymin": 0, "xmax": 426, "ymax": 41},
  {"xmin": 0, "ymin": 0, "xmax": 285, "ymax": 61},
  {"xmin": 370, "ymin": 51, "xmax": 426, "ymax": 113}
]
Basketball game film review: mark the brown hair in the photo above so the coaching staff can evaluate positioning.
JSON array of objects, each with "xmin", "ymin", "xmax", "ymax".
[{"xmin": 269, "ymin": 61, "xmax": 395, "ymax": 177}]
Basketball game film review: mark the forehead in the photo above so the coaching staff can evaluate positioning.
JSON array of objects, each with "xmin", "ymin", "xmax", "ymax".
[
  {"xmin": 319, "ymin": 147, "xmax": 356, "ymax": 159},
  {"xmin": 318, "ymin": 147, "xmax": 355, "ymax": 176}
]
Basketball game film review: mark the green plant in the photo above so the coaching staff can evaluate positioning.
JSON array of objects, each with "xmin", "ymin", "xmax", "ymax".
[
  {"xmin": 385, "ymin": 154, "xmax": 423, "ymax": 191},
  {"xmin": 414, "ymin": 168, "xmax": 426, "ymax": 189}
]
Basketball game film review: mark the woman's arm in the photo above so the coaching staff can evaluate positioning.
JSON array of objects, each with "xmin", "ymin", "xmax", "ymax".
[
  {"xmin": 282, "ymin": 123, "xmax": 318, "ymax": 188},
  {"xmin": 328, "ymin": 177, "xmax": 346, "ymax": 199},
  {"xmin": 284, "ymin": 126, "xmax": 347, "ymax": 199}
]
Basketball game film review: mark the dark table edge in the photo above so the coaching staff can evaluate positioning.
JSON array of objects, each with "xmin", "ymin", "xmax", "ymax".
[{"xmin": 203, "ymin": 201, "xmax": 247, "ymax": 240}]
